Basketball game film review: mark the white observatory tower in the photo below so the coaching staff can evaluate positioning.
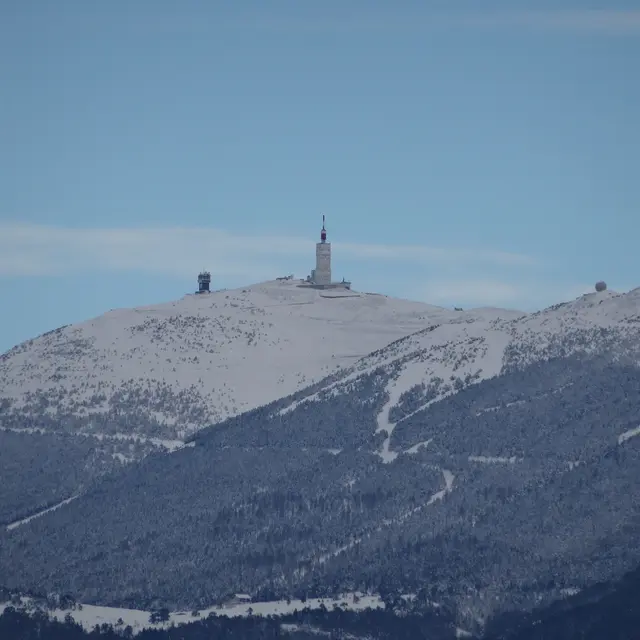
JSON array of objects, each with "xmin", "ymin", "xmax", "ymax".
[{"xmin": 314, "ymin": 215, "xmax": 332, "ymax": 286}]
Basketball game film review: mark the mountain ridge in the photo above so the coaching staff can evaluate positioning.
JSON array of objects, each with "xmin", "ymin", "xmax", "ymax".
[
  {"xmin": 2, "ymin": 280, "xmax": 640, "ymax": 632},
  {"xmin": 1, "ymin": 279, "xmax": 481, "ymax": 441},
  {"xmin": 4, "ymin": 280, "xmax": 632, "ymax": 448}
]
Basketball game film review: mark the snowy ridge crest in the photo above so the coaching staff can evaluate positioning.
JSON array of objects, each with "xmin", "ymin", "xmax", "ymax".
[
  {"xmin": 272, "ymin": 286, "xmax": 640, "ymax": 463},
  {"xmin": 0, "ymin": 280, "xmax": 455, "ymax": 439},
  {"xmin": 1, "ymin": 281, "xmax": 639, "ymax": 447}
]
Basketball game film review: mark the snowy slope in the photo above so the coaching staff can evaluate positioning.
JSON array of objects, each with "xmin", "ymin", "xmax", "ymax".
[
  {"xmin": 281, "ymin": 286, "xmax": 640, "ymax": 462},
  {"xmin": 0, "ymin": 279, "xmax": 465, "ymax": 439},
  {"xmin": 3, "ymin": 285, "xmax": 640, "ymax": 620},
  {"xmin": 1, "ymin": 593, "xmax": 386, "ymax": 636},
  {"xmin": 2, "ymin": 280, "xmax": 636, "ymax": 445}
]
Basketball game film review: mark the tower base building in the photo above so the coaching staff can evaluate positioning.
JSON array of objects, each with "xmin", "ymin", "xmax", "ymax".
[
  {"xmin": 196, "ymin": 271, "xmax": 211, "ymax": 294},
  {"xmin": 305, "ymin": 216, "xmax": 351, "ymax": 290}
]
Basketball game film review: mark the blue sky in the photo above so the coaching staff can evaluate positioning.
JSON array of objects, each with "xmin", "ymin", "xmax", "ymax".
[{"xmin": 1, "ymin": 1, "xmax": 639, "ymax": 353}]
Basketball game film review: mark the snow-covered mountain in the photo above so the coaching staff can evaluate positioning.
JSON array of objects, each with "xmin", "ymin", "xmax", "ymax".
[
  {"xmin": 7, "ymin": 278, "xmax": 631, "ymax": 446},
  {"xmin": 1, "ymin": 281, "xmax": 638, "ymax": 524},
  {"xmin": 3, "ymin": 281, "xmax": 640, "ymax": 629},
  {"xmin": 0, "ymin": 279, "xmax": 475, "ymax": 440}
]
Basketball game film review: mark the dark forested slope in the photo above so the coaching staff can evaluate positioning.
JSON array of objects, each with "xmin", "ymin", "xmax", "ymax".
[
  {"xmin": 485, "ymin": 561, "xmax": 640, "ymax": 639},
  {"xmin": 2, "ymin": 352, "xmax": 640, "ymax": 626}
]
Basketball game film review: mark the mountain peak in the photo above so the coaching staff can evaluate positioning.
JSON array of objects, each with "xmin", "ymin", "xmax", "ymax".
[
  {"xmin": 2, "ymin": 279, "xmax": 637, "ymax": 445},
  {"xmin": 0, "ymin": 278, "xmax": 457, "ymax": 439}
]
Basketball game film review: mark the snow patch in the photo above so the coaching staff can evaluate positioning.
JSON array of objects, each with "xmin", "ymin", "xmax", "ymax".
[
  {"xmin": 404, "ymin": 439, "xmax": 433, "ymax": 455},
  {"xmin": 427, "ymin": 469, "xmax": 455, "ymax": 505},
  {"xmin": 1, "ymin": 592, "xmax": 385, "ymax": 636},
  {"xmin": 375, "ymin": 391, "xmax": 402, "ymax": 464},
  {"xmin": 468, "ymin": 456, "xmax": 519, "ymax": 464},
  {"xmin": 618, "ymin": 425, "xmax": 640, "ymax": 445},
  {"xmin": 0, "ymin": 426, "xmax": 185, "ymax": 452},
  {"xmin": 6, "ymin": 495, "xmax": 80, "ymax": 531}
]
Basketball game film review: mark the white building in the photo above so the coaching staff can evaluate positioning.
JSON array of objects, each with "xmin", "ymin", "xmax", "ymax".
[
  {"xmin": 307, "ymin": 216, "xmax": 351, "ymax": 289},
  {"xmin": 312, "ymin": 215, "xmax": 332, "ymax": 285}
]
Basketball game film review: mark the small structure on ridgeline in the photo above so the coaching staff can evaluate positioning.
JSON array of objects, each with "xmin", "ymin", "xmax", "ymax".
[
  {"xmin": 196, "ymin": 271, "xmax": 211, "ymax": 294},
  {"xmin": 595, "ymin": 281, "xmax": 607, "ymax": 292}
]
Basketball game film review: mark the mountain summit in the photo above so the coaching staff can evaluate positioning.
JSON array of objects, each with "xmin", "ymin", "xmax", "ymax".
[
  {"xmin": 1, "ymin": 281, "xmax": 636, "ymax": 449},
  {"xmin": 0, "ymin": 279, "xmax": 464, "ymax": 440}
]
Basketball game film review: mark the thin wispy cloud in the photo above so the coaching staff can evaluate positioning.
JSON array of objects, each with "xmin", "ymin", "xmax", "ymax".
[
  {"xmin": 419, "ymin": 279, "xmax": 525, "ymax": 308},
  {"xmin": 460, "ymin": 9, "xmax": 640, "ymax": 35},
  {"xmin": 336, "ymin": 241, "xmax": 531, "ymax": 266},
  {"xmin": 0, "ymin": 223, "xmax": 534, "ymax": 280},
  {"xmin": 1, "ymin": 223, "xmax": 625, "ymax": 311},
  {"xmin": 227, "ymin": 8, "xmax": 640, "ymax": 36}
]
